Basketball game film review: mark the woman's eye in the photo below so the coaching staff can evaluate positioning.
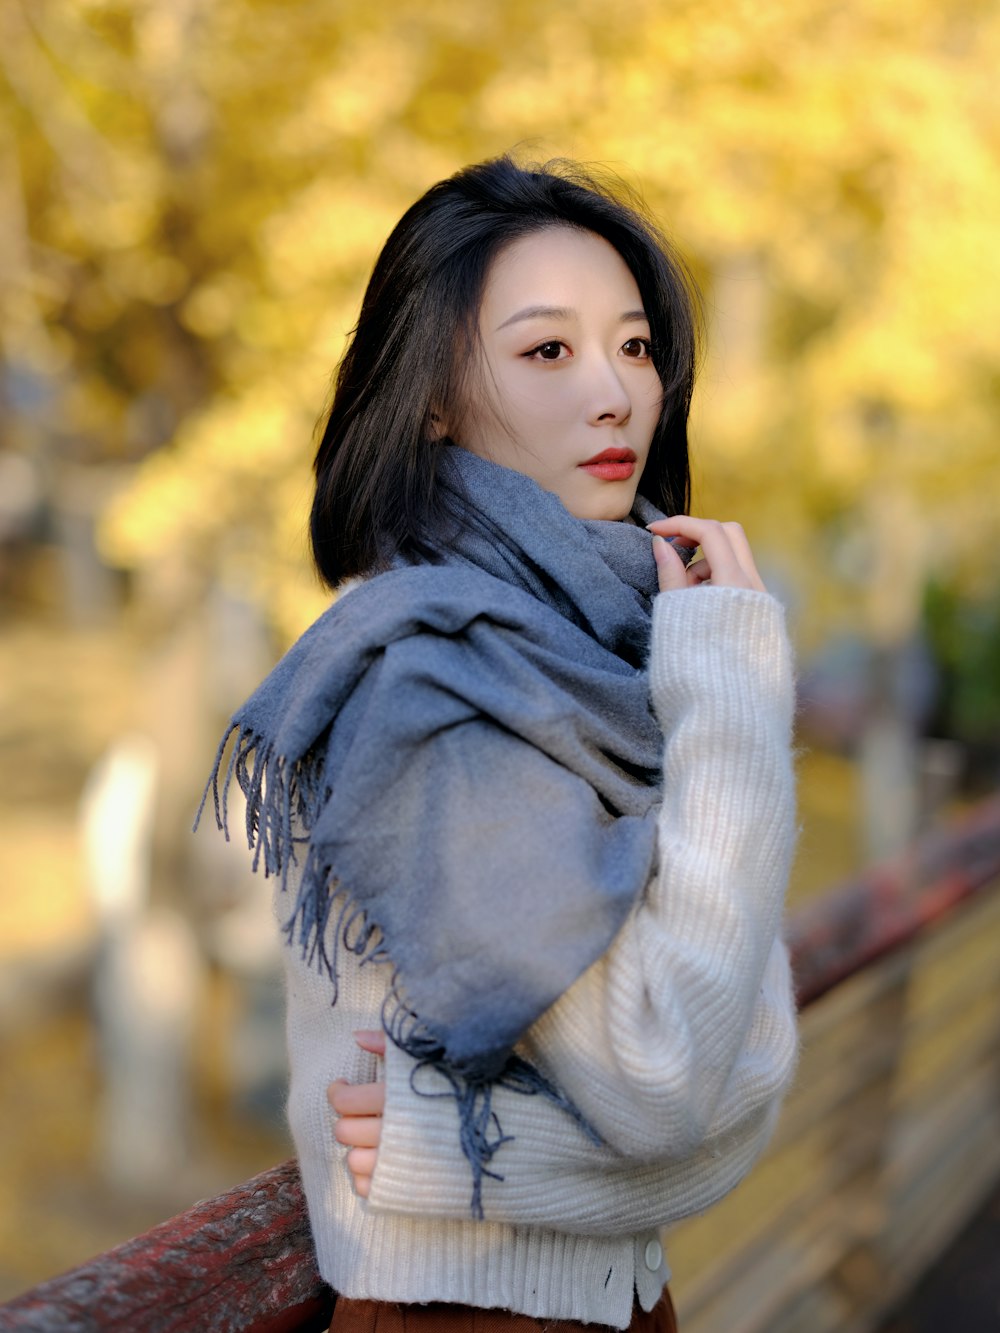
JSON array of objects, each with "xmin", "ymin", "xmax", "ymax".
[
  {"xmin": 527, "ymin": 341, "xmax": 568, "ymax": 361},
  {"xmin": 621, "ymin": 337, "xmax": 652, "ymax": 359}
]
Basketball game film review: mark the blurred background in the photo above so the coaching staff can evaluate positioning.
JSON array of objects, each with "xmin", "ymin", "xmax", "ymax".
[{"xmin": 1, "ymin": 0, "xmax": 998, "ymax": 1307}]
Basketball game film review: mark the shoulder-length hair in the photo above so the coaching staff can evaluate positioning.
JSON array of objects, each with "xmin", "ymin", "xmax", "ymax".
[{"xmin": 310, "ymin": 154, "xmax": 702, "ymax": 586}]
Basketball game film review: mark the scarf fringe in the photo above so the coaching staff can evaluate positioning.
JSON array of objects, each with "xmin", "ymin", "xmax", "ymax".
[
  {"xmin": 382, "ymin": 982, "xmax": 602, "ymax": 1219},
  {"xmin": 196, "ymin": 723, "xmax": 603, "ymax": 1217},
  {"xmin": 194, "ymin": 720, "xmax": 322, "ymax": 882}
]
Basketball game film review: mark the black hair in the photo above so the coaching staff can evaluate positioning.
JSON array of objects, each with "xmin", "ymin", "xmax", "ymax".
[{"xmin": 310, "ymin": 154, "xmax": 702, "ymax": 585}]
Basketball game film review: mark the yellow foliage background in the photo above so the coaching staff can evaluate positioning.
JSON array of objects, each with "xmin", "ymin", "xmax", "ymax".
[{"xmin": 4, "ymin": 0, "xmax": 997, "ymax": 643}]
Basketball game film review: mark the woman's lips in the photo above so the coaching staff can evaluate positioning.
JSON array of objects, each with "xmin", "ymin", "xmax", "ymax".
[{"xmin": 579, "ymin": 448, "xmax": 636, "ymax": 482}]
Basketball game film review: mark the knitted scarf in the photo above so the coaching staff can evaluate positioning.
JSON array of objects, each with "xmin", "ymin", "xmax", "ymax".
[{"xmin": 201, "ymin": 448, "xmax": 667, "ymax": 1215}]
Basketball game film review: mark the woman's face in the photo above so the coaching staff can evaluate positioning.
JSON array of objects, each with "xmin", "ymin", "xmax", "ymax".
[{"xmin": 446, "ymin": 227, "xmax": 663, "ymax": 521}]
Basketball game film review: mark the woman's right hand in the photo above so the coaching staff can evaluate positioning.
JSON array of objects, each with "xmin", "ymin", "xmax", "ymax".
[
  {"xmin": 328, "ymin": 1029, "xmax": 387, "ymax": 1198},
  {"xmin": 647, "ymin": 517, "xmax": 768, "ymax": 595}
]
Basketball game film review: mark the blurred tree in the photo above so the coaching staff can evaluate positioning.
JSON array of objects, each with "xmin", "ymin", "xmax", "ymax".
[
  {"xmin": 925, "ymin": 581, "xmax": 1000, "ymax": 751},
  {"xmin": 0, "ymin": 0, "xmax": 996, "ymax": 646}
]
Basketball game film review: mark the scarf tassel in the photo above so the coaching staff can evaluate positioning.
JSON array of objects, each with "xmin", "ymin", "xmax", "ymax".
[{"xmin": 196, "ymin": 725, "xmax": 603, "ymax": 1218}]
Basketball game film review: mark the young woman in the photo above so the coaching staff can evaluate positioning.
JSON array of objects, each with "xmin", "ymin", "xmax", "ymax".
[{"xmin": 205, "ymin": 156, "xmax": 798, "ymax": 1332}]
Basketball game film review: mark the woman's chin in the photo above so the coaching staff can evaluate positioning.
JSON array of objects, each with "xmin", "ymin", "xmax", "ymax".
[{"xmin": 561, "ymin": 485, "xmax": 640, "ymax": 523}]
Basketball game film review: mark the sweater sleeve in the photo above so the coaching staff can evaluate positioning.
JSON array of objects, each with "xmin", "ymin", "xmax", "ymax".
[{"xmin": 366, "ymin": 585, "xmax": 798, "ymax": 1230}]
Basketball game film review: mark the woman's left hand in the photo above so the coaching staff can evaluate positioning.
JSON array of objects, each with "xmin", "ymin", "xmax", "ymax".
[
  {"xmin": 328, "ymin": 1029, "xmax": 386, "ymax": 1197},
  {"xmin": 647, "ymin": 516, "xmax": 768, "ymax": 594}
]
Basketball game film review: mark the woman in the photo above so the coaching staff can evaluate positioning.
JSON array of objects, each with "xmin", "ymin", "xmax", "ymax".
[{"xmin": 204, "ymin": 155, "xmax": 798, "ymax": 1331}]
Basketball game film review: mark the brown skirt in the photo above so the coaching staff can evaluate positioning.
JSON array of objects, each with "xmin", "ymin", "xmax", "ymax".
[{"xmin": 328, "ymin": 1287, "xmax": 677, "ymax": 1333}]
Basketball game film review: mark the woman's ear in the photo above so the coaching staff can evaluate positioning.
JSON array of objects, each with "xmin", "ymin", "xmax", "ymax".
[{"xmin": 427, "ymin": 408, "xmax": 449, "ymax": 441}]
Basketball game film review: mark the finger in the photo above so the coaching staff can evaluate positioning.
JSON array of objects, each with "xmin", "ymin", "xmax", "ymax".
[
  {"xmin": 647, "ymin": 517, "xmax": 742, "ymax": 585},
  {"xmin": 346, "ymin": 1146, "xmax": 378, "ymax": 1178},
  {"xmin": 353, "ymin": 1029, "xmax": 387, "ymax": 1056},
  {"xmin": 647, "ymin": 517, "xmax": 750, "ymax": 590},
  {"xmin": 328, "ymin": 1081, "xmax": 386, "ymax": 1115},
  {"xmin": 334, "ymin": 1115, "xmax": 383, "ymax": 1148},
  {"xmin": 721, "ymin": 522, "xmax": 767, "ymax": 592},
  {"xmin": 647, "ymin": 528, "xmax": 699, "ymax": 563},
  {"xmin": 686, "ymin": 557, "xmax": 712, "ymax": 585},
  {"xmin": 354, "ymin": 1174, "xmax": 371, "ymax": 1199},
  {"xmin": 652, "ymin": 535, "xmax": 689, "ymax": 593}
]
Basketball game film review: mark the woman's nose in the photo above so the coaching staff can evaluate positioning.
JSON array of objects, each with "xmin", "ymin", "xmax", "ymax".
[{"xmin": 586, "ymin": 356, "xmax": 632, "ymax": 425}]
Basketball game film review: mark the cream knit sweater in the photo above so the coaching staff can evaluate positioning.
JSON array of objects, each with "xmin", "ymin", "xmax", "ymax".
[{"xmin": 276, "ymin": 585, "xmax": 799, "ymax": 1328}]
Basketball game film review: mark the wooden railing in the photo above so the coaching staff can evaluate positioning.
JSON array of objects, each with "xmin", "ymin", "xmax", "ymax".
[
  {"xmin": 0, "ymin": 1159, "xmax": 331, "ymax": 1333},
  {"xmin": 3, "ymin": 793, "xmax": 1000, "ymax": 1333}
]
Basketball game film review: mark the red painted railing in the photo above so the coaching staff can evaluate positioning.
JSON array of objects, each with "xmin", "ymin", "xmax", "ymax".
[
  {"xmin": 788, "ymin": 790, "xmax": 1000, "ymax": 1006},
  {"xmin": 0, "ymin": 1159, "xmax": 333, "ymax": 1333},
  {"xmin": 2, "ymin": 793, "xmax": 1000, "ymax": 1333}
]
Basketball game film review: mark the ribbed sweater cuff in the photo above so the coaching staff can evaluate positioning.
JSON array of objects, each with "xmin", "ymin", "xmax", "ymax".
[{"xmin": 649, "ymin": 586, "xmax": 793, "ymax": 732}]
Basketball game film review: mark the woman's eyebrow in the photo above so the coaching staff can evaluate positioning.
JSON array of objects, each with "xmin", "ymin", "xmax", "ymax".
[
  {"xmin": 495, "ymin": 304, "xmax": 572, "ymax": 330},
  {"xmin": 495, "ymin": 305, "xmax": 648, "ymax": 331}
]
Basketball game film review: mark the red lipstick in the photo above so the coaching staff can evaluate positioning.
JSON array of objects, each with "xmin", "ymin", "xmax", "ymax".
[{"xmin": 578, "ymin": 447, "xmax": 637, "ymax": 482}]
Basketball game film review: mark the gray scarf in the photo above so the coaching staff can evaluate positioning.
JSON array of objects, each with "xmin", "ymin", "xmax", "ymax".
[{"xmin": 201, "ymin": 448, "xmax": 666, "ymax": 1214}]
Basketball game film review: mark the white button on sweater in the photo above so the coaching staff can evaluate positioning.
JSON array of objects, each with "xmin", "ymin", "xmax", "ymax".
[{"xmin": 277, "ymin": 586, "xmax": 800, "ymax": 1329}]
